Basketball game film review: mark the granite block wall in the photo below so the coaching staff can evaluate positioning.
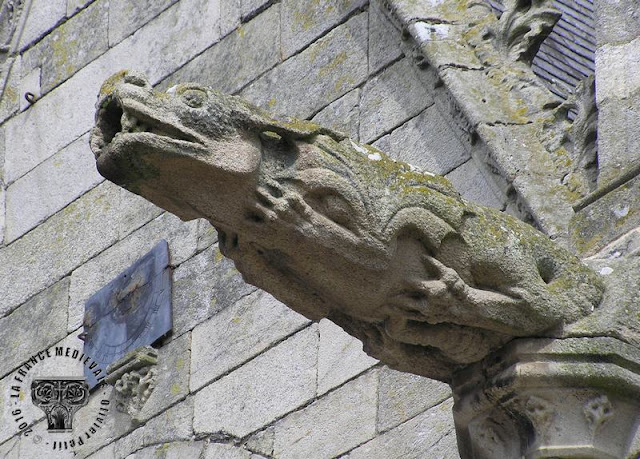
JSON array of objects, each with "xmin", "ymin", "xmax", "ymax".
[
  {"xmin": 0, "ymin": 0, "xmax": 482, "ymax": 457},
  {"xmin": 2, "ymin": 0, "xmax": 635, "ymax": 457}
]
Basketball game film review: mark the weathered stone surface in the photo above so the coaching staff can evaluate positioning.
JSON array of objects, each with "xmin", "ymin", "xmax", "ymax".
[
  {"xmin": 280, "ymin": 0, "xmax": 367, "ymax": 59},
  {"xmin": 4, "ymin": 74, "xmax": 100, "ymax": 184},
  {"xmin": 204, "ymin": 443, "xmax": 263, "ymax": 459},
  {"xmin": 241, "ymin": 0, "xmax": 271, "ymax": 21},
  {"xmin": 0, "ymin": 278, "xmax": 68, "ymax": 378},
  {"xmin": 373, "ymin": 106, "xmax": 469, "ymax": 175},
  {"xmin": 193, "ymin": 326, "xmax": 317, "ymax": 438},
  {"xmin": 596, "ymin": 37, "xmax": 640, "ymax": 105},
  {"xmin": 476, "ymin": 122, "xmax": 576, "ymax": 240},
  {"xmin": 240, "ymin": 12, "xmax": 368, "ymax": 119},
  {"xmin": 346, "ymin": 398, "xmax": 457, "ymax": 458},
  {"xmin": 18, "ymin": 0, "xmax": 66, "ymax": 50},
  {"xmin": 418, "ymin": 429, "xmax": 459, "ymax": 458},
  {"xmin": 359, "ymin": 58, "xmax": 434, "ymax": 142},
  {"xmin": 368, "ymin": 0, "xmax": 403, "ymax": 74},
  {"xmin": 269, "ymin": 370, "xmax": 378, "ymax": 458},
  {"xmin": 0, "ymin": 437, "xmax": 20, "ymax": 458},
  {"xmin": 108, "ymin": 0, "xmax": 178, "ymax": 46},
  {"xmin": 317, "ymin": 319, "xmax": 377, "ymax": 395},
  {"xmin": 565, "ymin": 238, "xmax": 640, "ymax": 346},
  {"xmin": 197, "ymin": 218, "xmax": 218, "ymax": 251},
  {"xmin": 244, "ymin": 427, "xmax": 275, "ymax": 457},
  {"xmin": 100, "ymin": 0, "xmax": 223, "ymax": 85},
  {"xmin": 221, "ymin": 0, "xmax": 242, "ymax": 37},
  {"xmin": 312, "ymin": 89, "xmax": 361, "ymax": 140},
  {"xmin": 0, "ymin": 185, "xmax": 5, "ymax": 246},
  {"xmin": 113, "ymin": 426, "xmax": 145, "ymax": 459},
  {"xmin": 171, "ymin": 244, "xmax": 256, "ymax": 339},
  {"xmin": 19, "ymin": 66, "xmax": 41, "ymax": 112},
  {"xmin": 67, "ymin": 211, "xmax": 196, "ymax": 332},
  {"xmin": 378, "ymin": 366, "xmax": 451, "ymax": 432},
  {"xmin": 595, "ymin": 0, "xmax": 640, "ymax": 45},
  {"xmin": 596, "ymin": 97, "xmax": 640, "ymax": 187},
  {"xmin": 0, "ymin": 57, "xmax": 21, "ymax": 125},
  {"xmin": 0, "ymin": 181, "xmax": 159, "ymax": 317},
  {"xmin": 5, "ymin": 0, "xmax": 222, "ymax": 185},
  {"xmin": 159, "ymin": 4, "xmax": 280, "ymax": 95},
  {"xmin": 66, "ymin": 0, "xmax": 94, "ymax": 16},
  {"xmin": 91, "ymin": 72, "xmax": 605, "ymax": 382},
  {"xmin": 5, "ymin": 133, "xmax": 103, "ymax": 242},
  {"xmin": 125, "ymin": 441, "xmax": 204, "ymax": 459},
  {"xmin": 570, "ymin": 174, "xmax": 640, "ymax": 256},
  {"xmin": 22, "ymin": 0, "xmax": 109, "ymax": 94},
  {"xmin": 191, "ymin": 289, "xmax": 309, "ymax": 391},
  {"xmin": 446, "ymin": 159, "xmax": 506, "ymax": 210},
  {"xmin": 87, "ymin": 442, "xmax": 116, "ymax": 458},
  {"xmin": 142, "ymin": 398, "xmax": 194, "ymax": 450}
]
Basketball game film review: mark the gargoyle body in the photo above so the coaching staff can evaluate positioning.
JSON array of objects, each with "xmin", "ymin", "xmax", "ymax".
[{"xmin": 91, "ymin": 71, "xmax": 604, "ymax": 382}]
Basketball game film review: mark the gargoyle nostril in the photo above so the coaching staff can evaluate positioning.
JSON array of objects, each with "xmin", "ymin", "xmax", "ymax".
[{"xmin": 124, "ymin": 72, "xmax": 148, "ymax": 88}]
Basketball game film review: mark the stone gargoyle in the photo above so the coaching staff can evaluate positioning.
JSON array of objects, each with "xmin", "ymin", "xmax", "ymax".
[{"xmin": 90, "ymin": 71, "xmax": 604, "ymax": 382}]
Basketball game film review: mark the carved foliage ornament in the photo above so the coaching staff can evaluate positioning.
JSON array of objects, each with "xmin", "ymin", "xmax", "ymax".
[
  {"xmin": 584, "ymin": 394, "xmax": 614, "ymax": 436},
  {"xmin": 494, "ymin": 0, "xmax": 561, "ymax": 65},
  {"xmin": 105, "ymin": 346, "xmax": 158, "ymax": 420},
  {"xmin": 90, "ymin": 71, "xmax": 604, "ymax": 382}
]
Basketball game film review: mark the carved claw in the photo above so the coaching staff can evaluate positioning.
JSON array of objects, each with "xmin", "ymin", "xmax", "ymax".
[{"xmin": 422, "ymin": 255, "xmax": 469, "ymax": 298}]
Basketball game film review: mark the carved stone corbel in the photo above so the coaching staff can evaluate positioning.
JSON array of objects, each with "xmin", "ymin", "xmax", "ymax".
[
  {"xmin": 105, "ymin": 346, "xmax": 158, "ymax": 421},
  {"xmin": 452, "ymin": 337, "xmax": 640, "ymax": 458}
]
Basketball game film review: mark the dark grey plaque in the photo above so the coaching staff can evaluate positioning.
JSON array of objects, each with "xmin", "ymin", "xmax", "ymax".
[{"xmin": 82, "ymin": 240, "xmax": 172, "ymax": 389}]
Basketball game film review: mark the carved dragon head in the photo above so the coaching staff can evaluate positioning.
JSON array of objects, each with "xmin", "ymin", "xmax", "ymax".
[{"xmin": 91, "ymin": 71, "xmax": 604, "ymax": 382}]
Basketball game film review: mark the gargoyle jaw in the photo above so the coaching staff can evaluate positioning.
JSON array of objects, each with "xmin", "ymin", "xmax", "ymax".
[{"xmin": 91, "ymin": 94, "xmax": 205, "ymax": 163}]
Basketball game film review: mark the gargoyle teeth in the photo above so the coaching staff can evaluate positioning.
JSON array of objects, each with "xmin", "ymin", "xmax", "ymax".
[{"xmin": 121, "ymin": 112, "xmax": 153, "ymax": 133}]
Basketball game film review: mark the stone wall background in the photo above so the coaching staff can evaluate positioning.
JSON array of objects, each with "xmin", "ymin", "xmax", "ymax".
[
  {"xmin": 0, "ymin": 0, "xmax": 510, "ymax": 457},
  {"xmin": 1, "ymin": 0, "xmax": 637, "ymax": 457}
]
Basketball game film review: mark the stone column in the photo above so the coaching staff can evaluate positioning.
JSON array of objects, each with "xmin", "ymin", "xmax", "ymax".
[{"xmin": 451, "ymin": 337, "xmax": 640, "ymax": 458}]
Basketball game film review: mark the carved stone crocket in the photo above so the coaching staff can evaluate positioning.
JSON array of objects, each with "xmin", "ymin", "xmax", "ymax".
[{"xmin": 90, "ymin": 71, "xmax": 604, "ymax": 382}]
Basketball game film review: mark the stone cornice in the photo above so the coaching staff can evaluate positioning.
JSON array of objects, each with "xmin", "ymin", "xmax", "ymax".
[{"xmin": 380, "ymin": 0, "xmax": 597, "ymax": 244}]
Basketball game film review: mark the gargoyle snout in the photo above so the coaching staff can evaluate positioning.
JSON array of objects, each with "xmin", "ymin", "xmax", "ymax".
[
  {"xmin": 122, "ymin": 71, "xmax": 151, "ymax": 89},
  {"xmin": 97, "ymin": 70, "xmax": 151, "ymax": 102}
]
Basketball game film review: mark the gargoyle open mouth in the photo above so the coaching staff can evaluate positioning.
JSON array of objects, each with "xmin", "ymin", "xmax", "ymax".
[{"xmin": 91, "ymin": 95, "xmax": 202, "ymax": 159}]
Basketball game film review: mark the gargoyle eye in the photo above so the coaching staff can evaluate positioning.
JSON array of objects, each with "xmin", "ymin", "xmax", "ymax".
[{"xmin": 181, "ymin": 88, "xmax": 207, "ymax": 108}]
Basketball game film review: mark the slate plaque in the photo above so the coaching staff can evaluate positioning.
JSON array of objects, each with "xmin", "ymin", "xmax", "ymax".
[{"xmin": 82, "ymin": 240, "xmax": 172, "ymax": 389}]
